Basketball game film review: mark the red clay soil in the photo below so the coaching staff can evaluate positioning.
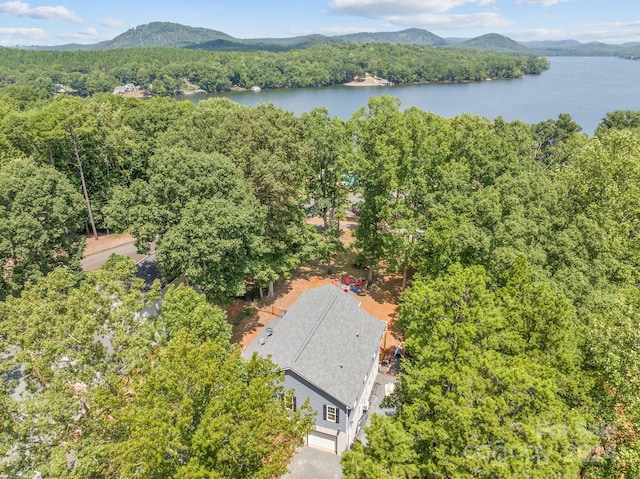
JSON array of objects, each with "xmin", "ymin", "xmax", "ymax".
[
  {"xmin": 230, "ymin": 218, "xmax": 403, "ymax": 356},
  {"xmin": 83, "ymin": 226, "xmax": 404, "ymax": 355}
]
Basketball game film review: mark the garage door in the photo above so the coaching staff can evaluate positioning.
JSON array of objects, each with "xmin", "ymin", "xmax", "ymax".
[{"xmin": 308, "ymin": 431, "xmax": 337, "ymax": 453}]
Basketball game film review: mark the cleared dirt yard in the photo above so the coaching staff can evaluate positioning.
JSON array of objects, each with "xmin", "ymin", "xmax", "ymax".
[{"xmin": 229, "ymin": 218, "xmax": 403, "ymax": 356}]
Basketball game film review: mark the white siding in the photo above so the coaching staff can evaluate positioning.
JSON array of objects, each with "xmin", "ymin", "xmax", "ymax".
[{"xmin": 348, "ymin": 349, "xmax": 381, "ymax": 445}]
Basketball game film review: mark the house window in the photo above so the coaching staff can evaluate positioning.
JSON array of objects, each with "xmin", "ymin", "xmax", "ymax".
[
  {"xmin": 324, "ymin": 404, "xmax": 339, "ymax": 423},
  {"xmin": 284, "ymin": 392, "xmax": 297, "ymax": 412}
]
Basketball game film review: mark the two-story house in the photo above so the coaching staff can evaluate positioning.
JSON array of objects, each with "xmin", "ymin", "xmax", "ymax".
[{"xmin": 243, "ymin": 284, "xmax": 386, "ymax": 454}]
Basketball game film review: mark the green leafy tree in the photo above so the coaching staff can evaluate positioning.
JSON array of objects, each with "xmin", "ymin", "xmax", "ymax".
[
  {"xmin": 531, "ymin": 113, "xmax": 583, "ymax": 165},
  {"xmin": 551, "ymin": 129, "xmax": 640, "ymax": 300},
  {"xmin": 1, "ymin": 255, "xmax": 313, "ymax": 478},
  {"xmin": 342, "ymin": 415, "xmax": 419, "ymax": 479},
  {"xmin": 301, "ymin": 107, "xmax": 352, "ymax": 272},
  {"xmin": 0, "ymin": 256, "xmax": 155, "ymax": 477},
  {"xmin": 109, "ymin": 331, "xmax": 315, "ymax": 479},
  {"xmin": 30, "ymin": 96, "xmax": 100, "ymax": 238},
  {"xmin": 158, "ymin": 99, "xmax": 314, "ymax": 297},
  {"xmin": 107, "ymin": 147, "xmax": 258, "ymax": 249},
  {"xmin": 106, "ymin": 147, "xmax": 266, "ymax": 303},
  {"xmin": 156, "ymin": 196, "xmax": 265, "ymax": 305},
  {"xmin": 368, "ymin": 264, "xmax": 597, "ymax": 479},
  {"xmin": 157, "ymin": 284, "xmax": 232, "ymax": 344},
  {"xmin": 595, "ymin": 110, "xmax": 640, "ymax": 136},
  {"xmin": 0, "ymin": 160, "xmax": 85, "ymax": 299},
  {"xmin": 349, "ymin": 96, "xmax": 408, "ymax": 282},
  {"xmin": 120, "ymin": 96, "xmax": 195, "ymax": 180},
  {"xmin": 379, "ymin": 107, "xmax": 451, "ymax": 290},
  {"xmin": 580, "ymin": 288, "xmax": 640, "ymax": 478}
]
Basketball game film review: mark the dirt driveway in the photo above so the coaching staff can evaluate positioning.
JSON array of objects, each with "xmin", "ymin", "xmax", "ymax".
[{"xmin": 84, "ymin": 232, "xmax": 136, "ymax": 255}]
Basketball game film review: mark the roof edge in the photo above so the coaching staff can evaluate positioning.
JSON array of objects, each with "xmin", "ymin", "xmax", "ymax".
[{"xmin": 284, "ymin": 367, "xmax": 349, "ymax": 409}]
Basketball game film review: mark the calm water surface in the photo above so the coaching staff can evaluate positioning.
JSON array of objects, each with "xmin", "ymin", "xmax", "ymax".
[{"xmin": 177, "ymin": 57, "xmax": 640, "ymax": 136}]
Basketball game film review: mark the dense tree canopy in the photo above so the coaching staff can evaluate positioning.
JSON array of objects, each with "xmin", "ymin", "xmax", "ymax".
[
  {"xmin": 0, "ymin": 43, "xmax": 549, "ymax": 97},
  {"xmin": 369, "ymin": 263, "xmax": 593, "ymax": 478},
  {"xmin": 0, "ymin": 160, "xmax": 85, "ymax": 299},
  {"xmin": 301, "ymin": 107, "xmax": 352, "ymax": 271},
  {"xmin": 342, "ymin": 100, "xmax": 640, "ymax": 478},
  {"xmin": 1, "ymin": 85, "xmax": 640, "ymax": 478},
  {"xmin": 155, "ymin": 99, "xmax": 316, "ymax": 297},
  {"xmin": 595, "ymin": 110, "xmax": 640, "ymax": 136},
  {"xmin": 105, "ymin": 147, "xmax": 266, "ymax": 303},
  {"xmin": 110, "ymin": 331, "xmax": 314, "ymax": 479},
  {"xmin": 0, "ymin": 257, "xmax": 313, "ymax": 478}
]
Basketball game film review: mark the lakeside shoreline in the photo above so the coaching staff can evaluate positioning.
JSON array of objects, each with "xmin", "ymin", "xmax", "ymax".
[{"xmin": 344, "ymin": 75, "xmax": 394, "ymax": 87}]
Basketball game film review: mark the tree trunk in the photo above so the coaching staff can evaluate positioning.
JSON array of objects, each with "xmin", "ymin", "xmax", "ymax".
[
  {"xmin": 259, "ymin": 286, "xmax": 264, "ymax": 299},
  {"xmin": 368, "ymin": 266, "xmax": 373, "ymax": 283},
  {"xmin": 402, "ymin": 265, "xmax": 408, "ymax": 291},
  {"xmin": 69, "ymin": 129, "xmax": 98, "ymax": 240},
  {"xmin": 267, "ymin": 280, "xmax": 275, "ymax": 298}
]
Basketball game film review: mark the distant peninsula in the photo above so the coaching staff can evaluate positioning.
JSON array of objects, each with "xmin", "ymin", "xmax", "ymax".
[{"xmin": 0, "ymin": 41, "xmax": 549, "ymax": 98}]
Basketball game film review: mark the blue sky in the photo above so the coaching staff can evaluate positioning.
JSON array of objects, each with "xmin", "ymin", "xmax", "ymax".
[{"xmin": 0, "ymin": 0, "xmax": 638, "ymax": 47}]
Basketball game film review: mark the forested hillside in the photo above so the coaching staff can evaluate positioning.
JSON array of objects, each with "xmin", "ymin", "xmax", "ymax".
[
  {"xmin": 0, "ymin": 43, "xmax": 549, "ymax": 96},
  {"xmin": 27, "ymin": 21, "xmax": 640, "ymax": 59},
  {"xmin": 23, "ymin": 21, "xmax": 639, "ymax": 61},
  {"xmin": 453, "ymin": 33, "xmax": 532, "ymax": 54},
  {"xmin": 528, "ymin": 41, "xmax": 640, "ymax": 57},
  {"xmin": 1, "ymin": 86, "xmax": 640, "ymax": 478},
  {"xmin": 26, "ymin": 22, "xmax": 460, "ymax": 51}
]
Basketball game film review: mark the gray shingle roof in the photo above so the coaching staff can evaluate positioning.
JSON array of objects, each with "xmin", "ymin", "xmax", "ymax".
[{"xmin": 243, "ymin": 284, "xmax": 386, "ymax": 407}]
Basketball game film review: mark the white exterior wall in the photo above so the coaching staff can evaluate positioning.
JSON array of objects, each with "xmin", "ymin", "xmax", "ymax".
[{"xmin": 345, "ymin": 348, "xmax": 381, "ymax": 450}]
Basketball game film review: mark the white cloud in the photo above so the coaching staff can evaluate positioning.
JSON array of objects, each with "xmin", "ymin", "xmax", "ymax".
[
  {"xmin": 0, "ymin": 1, "xmax": 82, "ymax": 23},
  {"xmin": 289, "ymin": 25, "xmax": 376, "ymax": 36},
  {"xmin": 327, "ymin": 0, "xmax": 505, "ymax": 30},
  {"xmin": 58, "ymin": 27, "xmax": 99, "ymax": 40},
  {"xmin": 0, "ymin": 26, "xmax": 48, "ymax": 40},
  {"xmin": 575, "ymin": 22, "xmax": 640, "ymax": 44},
  {"xmin": 101, "ymin": 17, "xmax": 125, "ymax": 28},
  {"xmin": 582, "ymin": 20, "xmax": 640, "ymax": 29},
  {"xmin": 386, "ymin": 12, "xmax": 510, "ymax": 29},
  {"xmin": 516, "ymin": 0, "xmax": 570, "ymax": 5},
  {"xmin": 328, "ymin": 0, "xmax": 495, "ymax": 17},
  {"xmin": 79, "ymin": 27, "xmax": 97, "ymax": 36}
]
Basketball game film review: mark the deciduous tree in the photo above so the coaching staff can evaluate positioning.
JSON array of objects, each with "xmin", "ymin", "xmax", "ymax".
[
  {"xmin": 30, "ymin": 96, "xmax": 100, "ymax": 238},
  {"xmin": 0, "ymin": 160, "xmax": 85, "ymax": 299},
  {"xmin": 109, "ymin": 331, "xmax": 314, "ymax": 479},
  {"xmin": 301, "ymin": 107, "xmax": 351, "ymax": 272}
]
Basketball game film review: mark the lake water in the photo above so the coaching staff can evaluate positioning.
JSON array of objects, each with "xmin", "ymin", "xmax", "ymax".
[{"xmin": 176, "ymin": 57, "xmax": 640, "ymax": 136}]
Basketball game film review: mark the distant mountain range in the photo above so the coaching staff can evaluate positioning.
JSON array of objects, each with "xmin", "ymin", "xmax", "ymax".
[{"xmin": 27, "ymin": 21, "xmax": 640, "ymax": 57}]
